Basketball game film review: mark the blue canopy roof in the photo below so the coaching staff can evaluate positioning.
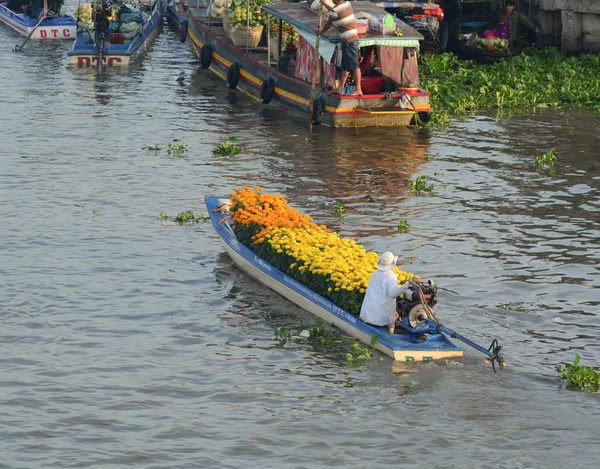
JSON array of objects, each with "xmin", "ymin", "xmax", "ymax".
[{"xmin": 262, "ymin": 1, "xmax": 423, "ymax": 48}]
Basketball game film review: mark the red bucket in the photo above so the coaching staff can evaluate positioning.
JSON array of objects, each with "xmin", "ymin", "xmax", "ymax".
[{"xmin": 361, "ymin": 76, "xmax": 384, "ymax": 95}]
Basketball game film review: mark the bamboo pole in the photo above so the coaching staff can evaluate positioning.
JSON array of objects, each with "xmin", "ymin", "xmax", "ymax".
[
  {"xmin": 245, "ymin": 0, "xmax": 250, "ymax": 54},
  {"xmin": 308, "ymin": 2, "xmax": 324, "ymax": 131}
]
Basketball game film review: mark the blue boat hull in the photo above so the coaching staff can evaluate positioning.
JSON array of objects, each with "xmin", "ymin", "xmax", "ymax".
[
  {"xmin": 0, "ymin": 4, "xmax": 76, "ymax": 39},
  {"xmin": 206, "ymin": 196, "xmax": 464, "ymax": 362},
  {"xmin": 166, "ymin": 0, "xmax": 185, "ymax": 33},
  {"xmin": 67, "ymin": 0, "xmax": 166, "ymax": 67}
]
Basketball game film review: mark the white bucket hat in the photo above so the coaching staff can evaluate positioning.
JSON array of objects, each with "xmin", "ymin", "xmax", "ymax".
[{"xmin": 377, "ymin": 251, "xmax": 398, "ymax": 271}]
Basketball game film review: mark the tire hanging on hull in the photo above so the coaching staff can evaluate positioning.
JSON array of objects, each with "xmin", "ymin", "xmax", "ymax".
[
  {"xmin": 199, "ymin": 44, "xmax": 212, "ymax": 69},
  {"xmin": 179, "ymin": 20, "xmax": 188, "ymax": 43},
  {"xmin": 418, "ymin": 111, "xmax": 431, "ymax": 123},
  {"xmin": 312, "ymin": 95, "xmax": 325, "ymax": 126},
  {"xmin": 260, "ymin": 78, "xmax": 275, "ymax": 104},
  {"xmin": 226, "ymin": 63, "xmax": 240, "ymax": 89}
]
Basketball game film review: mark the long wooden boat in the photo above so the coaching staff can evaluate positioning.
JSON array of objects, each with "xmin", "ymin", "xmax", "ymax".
[
  {"xmin": 0, "ymin": 2, "xmax": 76, "ymax": 39},
  {"xmin": 206, "ymin": 196, "xmax": 465, "ymax": 362},
  {"xmin": 449, "ymin": 0, "xmax": 528, "ymax": 63},
  {"xmin": 68, "ymin": 0, "xmax": 166, "ymax": 67},
  {"xmin": 166, "ymin": 0, "xmax": 187, "ymax": 40},
  {"xmin": 185, "ymin": 1, "xmax": 432, "ymax": 128}
]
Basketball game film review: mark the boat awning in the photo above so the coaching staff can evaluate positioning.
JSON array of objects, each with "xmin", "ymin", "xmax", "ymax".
[{"xmin": 262, "ymin": 1, "xmax": 423, "ymax": 51}]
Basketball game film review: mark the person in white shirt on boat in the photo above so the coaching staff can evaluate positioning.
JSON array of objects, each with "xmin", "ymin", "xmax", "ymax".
[{"xmin": 360, "ymin": 252, "xmax": 421, "ymax": 334}]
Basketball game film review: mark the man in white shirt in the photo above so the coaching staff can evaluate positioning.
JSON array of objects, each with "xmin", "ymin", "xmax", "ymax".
[{"xmin": 360, "ymin": 252, "xmax": 420, "ymax": 333}]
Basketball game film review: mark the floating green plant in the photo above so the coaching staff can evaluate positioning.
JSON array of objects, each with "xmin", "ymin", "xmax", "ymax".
[
  {"xmin": 397, "ymin": 219, "xmax": 410, "ymax": 233},
  {"xmin": 420, "ymin": 48, "xmax": 600, "ymax": 126},
  {"xmin": 176, "ymin": 210, "xmax": 207, "ymax": 223},
  {"xmin": 556, "ymin": 354, "xmax": 599, "ymax": 391},
  {"xmin": 274, "ymin": 327, "xmax": 291, "ymax": 342},
  {"xmin": 346, "ymin": 335, "xmax": 379, "ymax": 363},
  {"xmin": 334, "ymin": 202, "xmax": 346, "ymax": 217},
  {"xmin": 307, "ymin": 320, "xmax": 340, "ymax": 345},
  {"xmin": 497, "ymin": 302, "xmax": 530, "ymax": 313},
  {"xmin": 536, "ymin": 148, "xmax": 557, "ymax": 169},
  {"xmin": 166, "ymin": 142, "xmax": 188, "ymax": 158},
  {"xmin": 410, "ymin": 176, "xmax": 435, "ymax": 196},
  {"xmin": 142, "ymin": 144, "xmax": 165, "ymax": 151},
  {"xmin": 213, "ymin": 136, "xmax": 243, "ymax": 155},
  {"xmin": 273, "ymin": 320, "xmax": 339, "ymax": 346},
  {"xmin": 143, "ymin": 141, "xmax": 187, "ymax": 157}
]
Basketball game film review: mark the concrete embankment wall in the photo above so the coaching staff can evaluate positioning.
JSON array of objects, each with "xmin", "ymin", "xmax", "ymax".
[{"xmin": 530, "ymin": 0, "xmax": 600, "ymax": 53}]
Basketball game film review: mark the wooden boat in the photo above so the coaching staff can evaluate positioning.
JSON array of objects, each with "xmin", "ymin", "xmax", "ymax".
[
  {"xmin": 166, "ymin": 0, "xmax": 187, "ymax": 40},
  {"xmin": 206, "ymin": 195, "xmax": 466, "ymax": 362},
  {"xmin": 68, "ymin": 0, "xmax": 166, "ymax": 67},
  {"xmin": 0, "ymin": 1, "xmax": 76, "ymax": 40},
  {"xmin": 448, "ymin": 0, "xmax": 531, "ymax": 63},
  {"xmin": 185, "ymin": 1, "xmax": 432, "ymax": 128}
]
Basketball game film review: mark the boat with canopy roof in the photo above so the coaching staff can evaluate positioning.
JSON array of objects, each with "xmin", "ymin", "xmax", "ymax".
[{"xmin": 184, "ymin": 0, "xmax": 432, "ymax": 128}]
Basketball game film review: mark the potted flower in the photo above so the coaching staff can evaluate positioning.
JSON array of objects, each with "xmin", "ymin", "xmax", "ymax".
[{"xmin": 398, "ymin": 82, "xmax": 420, "ymax": 94}]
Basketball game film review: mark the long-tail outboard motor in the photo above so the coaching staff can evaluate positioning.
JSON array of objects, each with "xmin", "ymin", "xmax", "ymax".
[{"xmin": 397, "ymin": 279, "xmax": 438, "ymax": 327}]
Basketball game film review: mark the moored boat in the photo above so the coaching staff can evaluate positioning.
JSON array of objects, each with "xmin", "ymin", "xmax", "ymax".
[
  {"xmin": 185, "ymin": 1, "xmax": 432, "ymax": 128},
  {"xmin": 166, "ymin": 0, "xmax": 187, "ymax": 40},
  {"xmin": 68, "ymin": 0, "xmax": 166, "ymax": 67},
  {"xmin": 207, "ymin": 194, "xmax": 470, "ymax": 362},
  {"xmin": 0, "ymin": 0, "xmax": 76, "ymax": 40}
]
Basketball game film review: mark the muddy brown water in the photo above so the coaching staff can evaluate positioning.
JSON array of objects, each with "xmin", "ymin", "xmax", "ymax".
[{"xmin": 1, "ymin": 10, "xmax": 599, "ymax": 468}]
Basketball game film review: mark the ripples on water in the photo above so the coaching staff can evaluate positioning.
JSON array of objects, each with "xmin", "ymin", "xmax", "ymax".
[{"xmin": 0, "ymin": 10, "xmax": 599, "ymax": 468}]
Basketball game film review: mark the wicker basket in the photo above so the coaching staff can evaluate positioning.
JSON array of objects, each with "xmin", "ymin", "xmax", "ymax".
[{"xmin": 229, "ymin": 25, "xmax": 264, "ymax": 48}]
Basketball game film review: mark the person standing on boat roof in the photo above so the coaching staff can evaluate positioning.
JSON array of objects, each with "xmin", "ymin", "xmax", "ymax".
[
  {"xmin": 360, "ymin": 252, "xmax": 421, "ymax": 334},
  {"xmin": 317, "ymin": 0, "xmax": 363, "ymax": 96}
]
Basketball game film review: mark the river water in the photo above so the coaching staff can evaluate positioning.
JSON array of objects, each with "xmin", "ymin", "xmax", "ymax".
[{"xmin": 1, "ymin": 9, "xmax": 599, "ymax": 469}]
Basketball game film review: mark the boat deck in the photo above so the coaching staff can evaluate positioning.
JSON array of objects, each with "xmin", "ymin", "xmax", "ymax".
[{"xmin": 189, "ymin": 7, "xmax": 296, "ymax": 75}]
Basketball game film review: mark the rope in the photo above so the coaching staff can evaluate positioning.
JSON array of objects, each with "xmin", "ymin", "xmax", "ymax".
[{"xmin": 417, "ymin": 286, "xmax": 440, "ymax": 325}]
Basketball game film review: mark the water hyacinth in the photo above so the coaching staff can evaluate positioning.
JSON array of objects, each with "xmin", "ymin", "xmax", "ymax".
[
  {"xmin": 420, "ymin": 47, "xmax": 600, "ymax": 125},
  {"xmin": 230, "ymin": 187, "xmax": 413, "ymax": 314}
]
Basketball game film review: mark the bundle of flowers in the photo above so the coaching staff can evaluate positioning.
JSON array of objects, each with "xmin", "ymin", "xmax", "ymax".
[{"xmin": 230, "ymin": 187, "xmax": 413, "ymax": 314}]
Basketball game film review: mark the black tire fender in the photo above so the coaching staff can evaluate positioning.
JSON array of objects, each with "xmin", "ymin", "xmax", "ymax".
[
  {"xmin": 312, "ymin": 95, "xmax": 325, "ymax": 125},
  {"xmin": 259, "ymin": 77, "xmax": 275, "ymax": 104},
  {"xmin": 226, "ymin": 62, "xmax": 240, "ymax": 89},
  {"xmin": 179, "ymin": 19, "xmax": 188, "ymax": 43},
  {"xmin": 418, "ymin": 111, "xmax": 431, "ymax": 123},
  {"xmin": 199, "ymin": 44, "xmax": 212, "ymax": 69}
]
